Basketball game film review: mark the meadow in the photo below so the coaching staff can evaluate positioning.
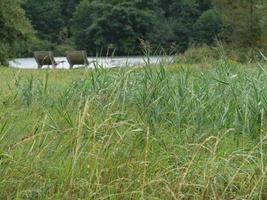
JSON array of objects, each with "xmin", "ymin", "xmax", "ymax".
[{"xmin": 0, "ymin": 59, "xmax": 267, "ymax": 199}]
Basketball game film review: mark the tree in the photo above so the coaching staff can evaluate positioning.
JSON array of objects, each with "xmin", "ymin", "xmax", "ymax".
[
  {"xmin": 23, "ymin": 0, "xmax": 64, "ymax": 43},
  {"xmin": 149, "ymin": 17, "xmax": 181, "ymax": 53},
  {"xmin": 72, "ymin": 0, "xmax": 156, "ymax": 55},
  {"xmin": 0, "ymin": 0, "xmax": 35, "ymax": 65},
  {"xmin": 62, "ymin": 0, "xmax": 82, "ymax": 23},
  {"xmin": 193, "ymin": 9, "xmax": 222, "ymax": 45},
  {"xmin": 214, "ymin": 0, "xmax": 265, "ymax": 48},
  {"xmin": 198, "ymin": 0, "xmax": 212, "ymax": 11},
  {"xmin": 152, "ymin": 0, "xmax": 204, "ymax": 52}
]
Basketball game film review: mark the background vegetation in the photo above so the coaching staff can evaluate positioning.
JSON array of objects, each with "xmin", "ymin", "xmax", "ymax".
[
  {"xmin": 0, "ymin": 0, "xmax": 35, "ymax": 65},
  {"xmin": 1, "ymin": 0, "xmax": 267, "ymax": 65}
]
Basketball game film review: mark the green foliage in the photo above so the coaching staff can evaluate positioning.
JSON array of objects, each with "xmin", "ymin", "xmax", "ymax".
[
  {"xmin": 54, "ymin": 39, "xmax": 76, "ymax": 55},
  {"xmin": 158, "ymin": 0, "xmax": 205, "ymax": 51},
  {"xmin": 148, "ymin": 0, "xmax": 213, "ymax": 52},
  {"xmin": 1, "ymin": 0, "xmax": 267, "ymax": 59},
  {"xmin": 0, "ymin": 0, "xmax": 35, "ymax": 65},
  {"xmin": 214, "ymin": 0, "xmax": 266, "ymax": 48},
  {"xmin": 23, "ymin": 0, "xmax": 65, "ymax": 43},
  {"xmin": 149, "ymin": 17, "xmax": 180, "ymax": 54},
  {"xmin": 193, "ymin": 9, "xmax": 222, "ymax": 44},
  {"xmin": 198, "ymin": 0, "xmax": 212, "ymax": 11},
  {"xmin": 175, "ymin": 44, "xmax": 220, "ymax": 64},
  {"xmin": 21, "ymin": 0, "xmax": 217, "ymax": 56},
  {"xmin": 22, "ymin": 0, "xmax": 81, "ymax": 55},
  {"xmin": 258, "ymin": 1, "xmax": 267, "ymax": 49},
  {"xmin": 62, "ymin": 0, "xmax": 82, "ymax": 24},
  {"xmin": 72, "ymin": 0, "xmax": 156, "ymax": 55}
]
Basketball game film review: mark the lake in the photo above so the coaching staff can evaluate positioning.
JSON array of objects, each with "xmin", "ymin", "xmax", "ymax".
[{"xmin": 9, "ymin": 56, "xmax": 174, "ymax": 69}]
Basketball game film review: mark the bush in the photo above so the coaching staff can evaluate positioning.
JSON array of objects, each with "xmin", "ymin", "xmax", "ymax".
[
  {"xmin": 222, "ymin": 44, "xmax": 267, "ymax": 63},
  {"xmin": 174, "ymin": 43, "xmax": 267, "ymax": 64},
  {"xmin": 0, "ymin": 44, "xmax": 9, "ymax": 66},
  {"xmin": 175, "ymin": 45, "xmax": 220, "ymax": 64}
]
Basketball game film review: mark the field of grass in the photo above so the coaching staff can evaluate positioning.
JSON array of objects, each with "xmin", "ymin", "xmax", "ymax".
[{"xmin": 0, "ymin": 60, "xmax": 267, "ymax": 199}]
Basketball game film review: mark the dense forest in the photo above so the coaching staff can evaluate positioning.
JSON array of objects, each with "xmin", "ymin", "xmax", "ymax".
[{"xmin": 1, "ymin": 0, "xmax": 267, "ymax": 65}]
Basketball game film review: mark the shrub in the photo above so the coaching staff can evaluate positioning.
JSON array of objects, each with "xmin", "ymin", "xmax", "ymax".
[
  {"xmin": 223, "ymin": 45, "xmax": 267, "ymax": 63},
  {"xmin": 175, "ymin": 43, "xmax": 267, "ymax": 64},
  {"xmin": 175, "ymin": 44, "xmax": 220, "ymax": 64}
]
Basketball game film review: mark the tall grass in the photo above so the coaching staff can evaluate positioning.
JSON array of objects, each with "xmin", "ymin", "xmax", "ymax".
[{"xmin": 0, "ymin": 60, "xmax": 267, "ymax": 199}]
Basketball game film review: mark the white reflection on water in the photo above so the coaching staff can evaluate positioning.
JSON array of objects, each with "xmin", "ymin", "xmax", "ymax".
[{"xmin": 9, "ymin": 56, "xmax": 174, "ymax": 69}]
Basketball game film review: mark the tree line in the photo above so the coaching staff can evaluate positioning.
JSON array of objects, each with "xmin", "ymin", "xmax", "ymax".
[{"xmin": 1, "ymin": 0, "xmax": 267, "ymax": 65}]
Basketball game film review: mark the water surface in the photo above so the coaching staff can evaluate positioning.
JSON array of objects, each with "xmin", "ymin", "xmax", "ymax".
[{"xmin": 9, "ymin": 56, "xmax": 174, "ymax": 69}]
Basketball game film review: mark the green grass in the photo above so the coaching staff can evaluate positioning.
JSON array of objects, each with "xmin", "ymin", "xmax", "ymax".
[{"xmin": 0, "ymin": 60, "xmax": 267, "ymax": 199}]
